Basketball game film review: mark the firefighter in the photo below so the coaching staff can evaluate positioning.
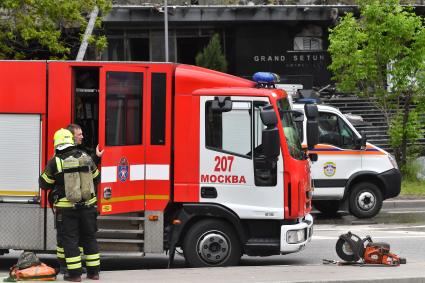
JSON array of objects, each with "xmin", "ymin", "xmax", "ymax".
[
  {"xmin": 67, "ymin": 123, "xmax": 104, "ymax": 165},
  {"xmin": 56, "ymin": 123, "xmax": 104, "ymax": 275},
  {"xmin": 39, "ymin": 128, "xmax": 101, "ymax": 282}
]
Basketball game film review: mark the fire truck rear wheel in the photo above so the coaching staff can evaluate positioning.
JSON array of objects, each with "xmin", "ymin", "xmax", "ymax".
[
  {"xmin": 349, "ymin": 182, "xmax": 383, "ymax": 219},
  {"xmin": 313, "ymin": 200, "xmax": 340, "ymax": 216},
  {"xmin": 183, "ymin": 219, "xmax": 241, "ymax": 267}
]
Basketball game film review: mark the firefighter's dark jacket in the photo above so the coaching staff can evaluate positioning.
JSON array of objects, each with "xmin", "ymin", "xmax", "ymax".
[{"xmin": 39, "ymin": 146, "xmax": 100, "ymax": 207}]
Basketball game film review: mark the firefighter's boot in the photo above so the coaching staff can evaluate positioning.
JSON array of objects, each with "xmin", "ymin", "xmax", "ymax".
[
  {"xmin": 87, "ymin": 273, "xmax": 100, "ymax": 280},
  {"xmin": 64, "ymin": 274, "xmax": 82, "ymax": 282}
]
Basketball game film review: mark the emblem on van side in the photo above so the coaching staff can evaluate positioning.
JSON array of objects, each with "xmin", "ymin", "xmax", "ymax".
[
  {"xmin": 323, "ymin": 162, "xmax": 336, "ymax": 177},
  {"xmin": 118, "ymin": 157, "xmax": 129, "ymax": 182}
]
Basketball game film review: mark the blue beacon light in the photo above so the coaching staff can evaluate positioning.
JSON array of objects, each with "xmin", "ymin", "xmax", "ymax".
[{"xmin": 252, "ymin": 72, "xmax": 280, "ymax": 88}]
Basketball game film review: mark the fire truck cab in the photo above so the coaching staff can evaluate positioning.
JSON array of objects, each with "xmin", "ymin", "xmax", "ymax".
[{"xmin": 0, "ymin": 62, "xmax": 318, "ymax": 267}]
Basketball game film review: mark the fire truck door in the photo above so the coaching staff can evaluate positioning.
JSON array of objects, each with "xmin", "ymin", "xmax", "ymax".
[
  {"xmin": 98, "ymin": 66, "xmax": 146, "ymax": 215},
  {"xmin": 199, "ymin": 96, "xmax": 284, "ymax": 219}
]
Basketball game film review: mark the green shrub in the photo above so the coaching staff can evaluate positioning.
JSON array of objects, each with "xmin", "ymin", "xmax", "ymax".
[
  {"xmin": 195, "ymin": 33, "xmax": 228, "ymax": 73},
  {"xmin": 402, "ymin": 159, "xmax": 421, "ymax": 182}
]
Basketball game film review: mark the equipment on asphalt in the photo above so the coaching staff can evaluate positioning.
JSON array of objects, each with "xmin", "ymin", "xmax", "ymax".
[
  {"xmin": 3, "ymin": 252, "xmax": 56, "ymax": 282},
  {"xmin": 334, "ymin": 231, "xmax": 406, "ymax": 266}
]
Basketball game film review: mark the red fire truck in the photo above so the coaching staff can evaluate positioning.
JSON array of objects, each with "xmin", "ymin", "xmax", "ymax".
[{"xmin": 0, "ymin": 61, "xmax": 318, "ymax": 267}]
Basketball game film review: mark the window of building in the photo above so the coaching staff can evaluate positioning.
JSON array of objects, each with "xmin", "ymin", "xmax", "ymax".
[
  {"xmin": 129, "ymin": 38, "xmax": 150, "ymax": 61},
  {"xmin": 105, "ymin": 72, "xmax": 143, "ymax": 146},
  {"xmin": 177, "ymin": 37, "xmax": 211, "ymax": 65},
  {"xmin": 107, "ymin": 38, "xmax": 125, "ymax": 61},
  {"xmin": 294, "ymin": 37, "xmax": 323, "ymax": 51}
]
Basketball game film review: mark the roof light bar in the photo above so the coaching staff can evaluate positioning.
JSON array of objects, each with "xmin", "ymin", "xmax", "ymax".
[{"xmin": 252, "ymin": 72, "xmax": 280, "ymax": 88}]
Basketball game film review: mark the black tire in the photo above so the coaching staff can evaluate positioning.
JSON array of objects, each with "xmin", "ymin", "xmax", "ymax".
[
  {"xmin": 349, "ymin": 182, "xmax": 383, "ymax": 218},
  {"xmin": 183, "ymin": 219, "xmax": 241, "ymax": 267},
  {"xmin": 335, "ymin": 236, "xmax": 364, "ymax": 262},
  {"xmin": 313, "ymin": 200, "xmax": 340, "ymax": 216}
]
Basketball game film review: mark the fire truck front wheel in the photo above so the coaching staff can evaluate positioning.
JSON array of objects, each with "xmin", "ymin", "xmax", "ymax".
[
  {"xmin": 349, "ymin": 182, "xmax": 383, "ymax": 218},
  {"xmin": 183, "ymin": 219, "xmax": 241, "ymax": 267}
]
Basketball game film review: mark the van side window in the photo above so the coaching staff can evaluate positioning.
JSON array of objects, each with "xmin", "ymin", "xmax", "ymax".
[
  {"xmin": 205, "ymin": 101, "xmax": 252, "ymax": 158},
  {"xmin": 105, "ymin": 71, "xmax": 143, "ymax": 146},
  {"xmin": 318, "ymin": 112, "xmax": 355, "ymax": 149},
  {"xmin": 338, "ymin": 116, "xmax": 355, "ymax": 149}
]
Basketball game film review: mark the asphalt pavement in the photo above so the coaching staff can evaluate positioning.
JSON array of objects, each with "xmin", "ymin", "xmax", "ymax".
[
  {"xmin": 35, "ymin": 262, "xmax": 425, "ymax": 283},
  {"xmin": 1, "ymin": 198, "xmax": 425, "ymax": 283}
]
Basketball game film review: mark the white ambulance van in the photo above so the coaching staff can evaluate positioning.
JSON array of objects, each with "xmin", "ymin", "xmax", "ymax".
[{"xmin": 292, "ymin": 102, "xmax": 401, "ymax": 218}]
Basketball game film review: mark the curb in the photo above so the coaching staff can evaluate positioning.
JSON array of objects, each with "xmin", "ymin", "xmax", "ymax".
[
  {"xmin": 383, "ymin": 199, "xmax": 425, "ymax": 209},
  {"xmin": 287, "ymin": 279, "xmax": 425, "ymax": 283}
]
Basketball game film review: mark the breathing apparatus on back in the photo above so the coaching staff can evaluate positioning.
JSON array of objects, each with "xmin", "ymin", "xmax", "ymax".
[{"xmin": 54, "ymin": 128, "xmax": 95, "ymax": 204}]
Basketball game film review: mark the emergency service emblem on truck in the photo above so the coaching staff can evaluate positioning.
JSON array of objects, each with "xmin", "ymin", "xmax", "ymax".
[{"xmin": 117, "ymin": 157, "xmax": 129, "ymax": 182}]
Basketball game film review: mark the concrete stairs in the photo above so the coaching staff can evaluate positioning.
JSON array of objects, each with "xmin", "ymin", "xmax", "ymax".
[{"xmin": 321, "ymin": 95, "xmax": 425, "ymax": 153}]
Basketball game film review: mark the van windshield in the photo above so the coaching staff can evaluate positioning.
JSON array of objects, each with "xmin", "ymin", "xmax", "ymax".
[{"xmin": 277, "ymin": 98, "xmax": 303, "ymax": 160}]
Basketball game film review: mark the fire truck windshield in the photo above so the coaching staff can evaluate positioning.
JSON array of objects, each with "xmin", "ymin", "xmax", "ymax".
[{"xmin": 277, "ymin": 98, "xmax": 304, "ymax": 160}]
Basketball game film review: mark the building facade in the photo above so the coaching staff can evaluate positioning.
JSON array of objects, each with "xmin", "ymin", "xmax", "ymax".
[{"xmin": 101, "ymin": 2, "xmax": 423, "ymax": 88}]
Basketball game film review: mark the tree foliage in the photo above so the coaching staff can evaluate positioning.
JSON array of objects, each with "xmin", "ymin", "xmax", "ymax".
[
  {"xmin": 328, "ymin": 0, "xmax": 425, "ymax": 167},
  {"xmin": 195, "ymin": 33, "xmax": 228, "ymax": 73},
  {"xmin": 0, "ymin": 0, "xmax": 111, "ymax": 59}
]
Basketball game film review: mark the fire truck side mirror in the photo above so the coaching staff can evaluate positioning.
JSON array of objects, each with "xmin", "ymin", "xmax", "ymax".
[
  {"xmin": 305, "ymin": 104, "xmax": 319, "ymax": 150},
  {"xmin": 260, "ymin": 105, "xmax": 280, "ymax": 159},
  {"xmin": 260, "ymin": 105, "xmax": 277, "ymax": 127},
  {"xmin": 304, "ymin": 103, "xmax": 318, "ymax": 119},
  {"xmin": 211, "ymin": 96, "xmax": 232, "ymax": 112},
  {"xmin": 306, "ymin": 121, "xmax": 319, "ymax": 150},
  {"xmin": 262, "ymin": 127, "xmax": 280, "ymax": 159}
]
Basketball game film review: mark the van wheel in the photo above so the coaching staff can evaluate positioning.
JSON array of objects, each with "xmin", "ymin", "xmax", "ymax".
[
  {"xmin": 313, "ymin": 200, "xmax": 340, "ymax": 216},
  {"xmin": 349, "ymin": 182, "xmax": 383, "ymax": 218},
  {"xmin": 183, "ymin": 219, "xmax": 241, "ymax": 267}
]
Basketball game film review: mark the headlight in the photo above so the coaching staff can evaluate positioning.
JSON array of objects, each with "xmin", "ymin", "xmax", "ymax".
[
  {"xmin": 287, "ymin": 229, "xmax": 306, "ymax": 244},
  {"xmin": 388, "ymin": 154, "xmax": 399, "ymax": 170}
]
